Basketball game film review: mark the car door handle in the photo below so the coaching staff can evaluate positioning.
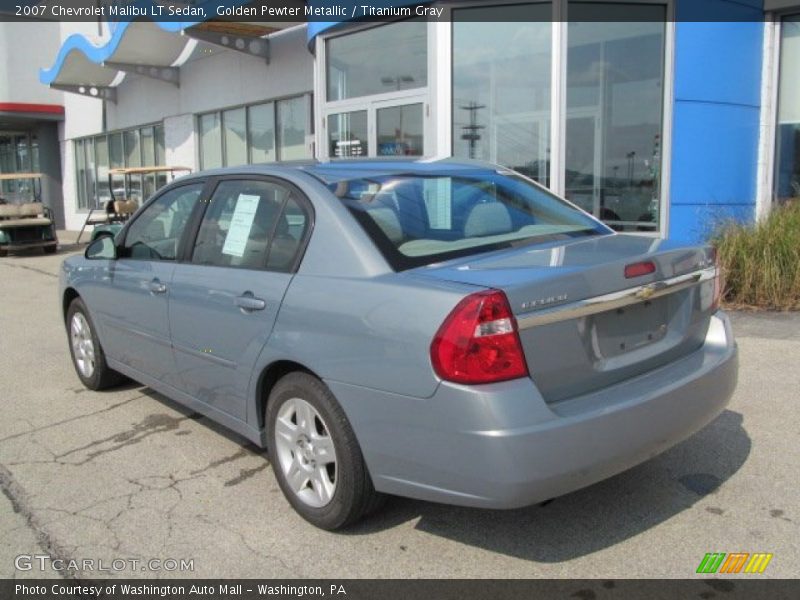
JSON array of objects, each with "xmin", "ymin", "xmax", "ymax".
[
  {"xmin": 149, "ymin": 279, "xmax": 167, "ymax": 295},
  {"xmin": 235, "ymin": 292, "xmax": 266, "ymax": 312}
]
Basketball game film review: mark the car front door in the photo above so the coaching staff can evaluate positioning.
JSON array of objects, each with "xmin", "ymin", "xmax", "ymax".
[
  {"xmin": 92, "ymin": 182, "xmax": 205, "ymax": 388},
  {"xmin": 167, "ymin": 178, "xmax": 311, "ymax": 421}
]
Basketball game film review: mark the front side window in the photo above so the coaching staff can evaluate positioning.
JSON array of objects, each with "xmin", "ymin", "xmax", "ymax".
[
  {"xmin": 191, "ymin": 180, "xmax": 308, "ymax": 271},
  {"xmin": 317, "ymin": 169, "xmax": 609, "ymax": 270},
  {"xmin": 326, "ymin": 20, "xmax": 427, "ymax": 102},
  {"xmin": 123, "ymin": 183, "xmax": 203, "ymax": 261}
]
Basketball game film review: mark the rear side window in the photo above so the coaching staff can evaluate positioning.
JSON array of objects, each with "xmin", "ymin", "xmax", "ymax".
[
  {"xmin": 122, "ymin": 183, "xmax": 203, "ymax": 261},
  {"xmin": 326, "ymin": 170, "xmax": 610, "ymax": 270},
  {"xmin": 191, "ymin": 179, "xmax": 308, "ymax": 272}
]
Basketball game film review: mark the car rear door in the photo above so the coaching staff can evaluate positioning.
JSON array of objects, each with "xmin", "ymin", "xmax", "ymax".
[
  {"xmin": 91, "ymin": 182, "xmax": 205, "ymax": 388},
  {"xmin": 167, "ymin": 177, "xmax": 311, "ymax": 421}
]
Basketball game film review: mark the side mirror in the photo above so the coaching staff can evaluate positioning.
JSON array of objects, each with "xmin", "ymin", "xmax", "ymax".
[{"xmin": 85, "ymin": 235, "xmax": 117, "ymax": 260}]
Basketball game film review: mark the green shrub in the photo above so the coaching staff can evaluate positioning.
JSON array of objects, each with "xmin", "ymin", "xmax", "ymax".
[{"xmin": 712, "ymin": 201, "xmax": 800, "ymax": 310}]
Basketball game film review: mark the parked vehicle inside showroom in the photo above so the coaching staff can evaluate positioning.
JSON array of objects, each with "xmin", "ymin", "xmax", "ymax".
[{"xmin": 60, "ymin": 159, "xmax": 737, "ymax": 530}]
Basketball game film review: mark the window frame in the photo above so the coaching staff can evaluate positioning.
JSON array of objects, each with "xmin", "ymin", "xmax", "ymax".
[
  {"xmin": 72, "ymin": 121, "xmax": 166, "ymax": 211},
  {"xmin": 196, "ymin": 93, "xmax": 314, "ymax": 170},
  {"xmin": 315, "ymin": 18, "xmax": 435, "ymax": 160},
  {"xmin": 117, "ymin": 179, "xmax": 209, "ymax": 262},
  {"xmin": 182, "ymin": 174, "xmax": 316, "ymax": 274}
]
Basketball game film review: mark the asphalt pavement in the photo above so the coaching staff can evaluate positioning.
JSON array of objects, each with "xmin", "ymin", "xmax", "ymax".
[{"xmin": 0, "ymin": 232, "xmax": 797, "ymax": 579}]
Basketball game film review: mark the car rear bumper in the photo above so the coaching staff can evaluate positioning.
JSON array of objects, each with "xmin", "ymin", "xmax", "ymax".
[{"xmin": 327, "ymin": 311, "xmax": 738, "ymax": 509}]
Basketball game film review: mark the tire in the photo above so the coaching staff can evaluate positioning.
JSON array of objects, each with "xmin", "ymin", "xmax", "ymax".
[
  {"xmin": 43, "ymin": 245, "xmax": 57, "ymax": 254},
  {"xmin": 0, "ymin": 247, "xmax": 7, "ymax": 257},
  {"xmin": 66, "ymin": 297, "xmax": 125, "ymax": 390},
  {"xmin": 266, "ymin": 372, "xmax": 383, "ymax": 530}
]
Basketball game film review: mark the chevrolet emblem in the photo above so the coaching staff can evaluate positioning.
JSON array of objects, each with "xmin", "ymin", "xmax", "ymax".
[{"xmin": 635, "ymin": 286, "xmax": 657, "ymax": 300}]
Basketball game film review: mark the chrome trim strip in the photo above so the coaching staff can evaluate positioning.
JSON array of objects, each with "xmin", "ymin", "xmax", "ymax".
[{"xmin": 516, "ymin": 266, "xmax": 716, "ymax": 330}]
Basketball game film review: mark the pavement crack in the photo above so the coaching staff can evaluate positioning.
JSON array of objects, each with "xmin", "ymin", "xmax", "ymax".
[
  {"xmin": 0, "ymin": 394, "xmax": 145, "ymax": 445},
  {"xmin": 0, "ymin": 261, "xmax": 58, "ymax": 278},
  {"xmin": 0, "ymin": 464, "xmax": 78, "ymax": 580}
]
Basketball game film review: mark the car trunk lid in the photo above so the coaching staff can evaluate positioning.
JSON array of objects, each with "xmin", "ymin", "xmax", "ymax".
[{"xmin": 414, "ymin": 234, "xmax": 718, "ymax": 402}]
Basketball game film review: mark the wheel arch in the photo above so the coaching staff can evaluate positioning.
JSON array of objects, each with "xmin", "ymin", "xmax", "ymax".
[
  {"xmin": 62, "ymin": 287, "xmax": 80, "ymax": 322},
  {"xmin": 255, "ymin": 359, "xmax": 319, "ymax": 429}
]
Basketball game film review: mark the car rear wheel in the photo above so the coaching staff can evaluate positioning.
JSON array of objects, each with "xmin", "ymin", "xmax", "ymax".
[
  {"xmin": 266, "ymin": 372, "xmax": 383, "ymax": 529},
  {"xmin": 66, "ymin": 298, "xmax": 125, "ymax": 390}
]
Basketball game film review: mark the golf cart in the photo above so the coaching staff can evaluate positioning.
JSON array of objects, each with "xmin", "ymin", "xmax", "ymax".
[
  {"xmin": 77, "ymin": 165, "xmax": 191, "ymax": 243},
  {"xmin": 0, "ymin": 172, "xmax": 58, "ymax": 256}
]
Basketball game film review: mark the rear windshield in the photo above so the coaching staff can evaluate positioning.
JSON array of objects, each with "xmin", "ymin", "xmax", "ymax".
[{"xmin": 325, "ymin": 170, "xmax": 610, "ymax": 270}]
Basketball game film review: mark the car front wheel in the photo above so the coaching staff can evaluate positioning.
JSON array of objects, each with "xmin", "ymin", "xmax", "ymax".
[
  {"xmin": 266, "ymin": 372, "xmax": 383, "ymax": 529},
  {"xmin": 66, "ymin": 298, "xmax": 125, "ymax": 390}
]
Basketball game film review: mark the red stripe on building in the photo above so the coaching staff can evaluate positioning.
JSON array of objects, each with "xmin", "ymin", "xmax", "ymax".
[{"xmin": 0, "ymin": 103, "xmax": 65, "ymax": 115}]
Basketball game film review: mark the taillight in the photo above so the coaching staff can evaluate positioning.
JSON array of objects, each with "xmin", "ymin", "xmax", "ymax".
[
  {"xmin": 431, "ymin": 290, "xmax": 529, "ymax": 385},
  {"xmin": 711, "ymin": 248, "xmax": 724, "ymax": 311},
  {"xmin": 624, "ymin": 260, "xmax": 656, "ymax": 278}
]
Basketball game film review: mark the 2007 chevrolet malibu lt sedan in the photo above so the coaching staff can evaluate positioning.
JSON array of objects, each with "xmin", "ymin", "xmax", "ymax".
[{"xmin": 61, "ymin": 160, "xmax": 738, "ymax": 530}]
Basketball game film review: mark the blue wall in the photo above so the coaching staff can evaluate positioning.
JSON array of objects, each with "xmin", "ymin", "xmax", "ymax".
[{"xmin": 669, "ymin": 0, "xmax": 764, "ymax": 242}]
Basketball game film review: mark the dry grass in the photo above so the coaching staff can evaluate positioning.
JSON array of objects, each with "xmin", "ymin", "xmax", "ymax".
[{"xmin": 713, "ymin": 201, "xmax": 800, "ymax": 310}]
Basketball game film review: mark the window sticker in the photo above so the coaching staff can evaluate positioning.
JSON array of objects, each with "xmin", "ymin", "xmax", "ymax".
[
  {"xmin": 423, "ymin": 178, "xmax": 452, "ymax": 230},
  {"xmin": 222, "ymin": 193, "xmax": 260, "ymax": 257}
]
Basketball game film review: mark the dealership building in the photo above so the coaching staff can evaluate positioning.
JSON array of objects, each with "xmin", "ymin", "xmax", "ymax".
[{"xmin": 1, "ymin": 0, "xmax": 797, "ymax": 242}]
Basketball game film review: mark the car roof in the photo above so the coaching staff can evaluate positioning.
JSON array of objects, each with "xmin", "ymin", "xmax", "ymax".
[{"xmin": 177, "ymin": 158, "xmax": 504, "ymax": 185}]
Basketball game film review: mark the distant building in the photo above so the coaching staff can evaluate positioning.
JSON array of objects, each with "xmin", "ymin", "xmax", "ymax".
[{"xmin": 0, "ymin": 21, "xmax": 64, "ymax": 226}]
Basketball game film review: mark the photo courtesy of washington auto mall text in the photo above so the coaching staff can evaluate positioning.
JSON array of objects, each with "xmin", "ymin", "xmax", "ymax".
[{"xmin": 1, "ymin": 0, "xmax": 799, "ymax": 598}]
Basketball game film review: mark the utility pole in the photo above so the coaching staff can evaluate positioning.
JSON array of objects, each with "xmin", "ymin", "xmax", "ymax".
[{"xmin": 460, "ymin": 102, "xmax": 485, "ymax": 159}]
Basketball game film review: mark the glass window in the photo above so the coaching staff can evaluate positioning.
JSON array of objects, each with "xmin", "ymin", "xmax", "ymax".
[
  {"xmin": 248, "ymin": 102, "xmax": 276, "ymax": 163},
  {"xmin": 565, "ymin": 3, "xmax": 666, "ymax": 231},
  {"xmin": 199, "ymin": 112, "xmax": 222, "ymax": 169},
  {"xmin": 277, "ymin": 96, "xmax": 309, "ymax": 160},
  {"xmin": 140, "ymin": 127, "xmax": 157, "ymax": 199},
  {"xmin": 328, "ymin": 111, "xmax": 368, "ymax": 157},
  {"xmin": 452, "ymin": 5, "xmax": 552, "ymax": 184},
  {"xmin": 223, "ymin": 108, "xmax": 248, "ymax": 167},
  {"xmin": 123, "ymin": 129, "xmax": 143, "ymax": 203},
  {"xmin": 154, "ymin": 124, "xmax": 167, "ymax": 190},
  {"xmin": 0, "ymin": 135, "xmax": 12, "ymax": 197},
  {"xmin": 154, "ymin": 124, "xmax": 165, "ymax": 164},
  {"xmin": 267, "ymin": 195, "xmax": 307, "ymax": 272},
  {"xmin": 85, "ymin": 138, "xmax": 97, "ymax": 209},
  {"xmin": 775, "ymin": 15, "xmax": 800, "ymax": 202},
  {"xmin": 123, "ymin": 129, "xmax": 141, "ymax": 167},
  {"xmin": 123, "ymin": 183, "xmax": 203, "ymax": 261},
  {"xmin": 74, "ymin": 139, "xmax": 87, "ymax": 209},
  {"xmin": 191, "ymin": 179, "xmax": 307, "ymax": 271},
  {"xmin": 317, "ymin": 168, "xmax": 609, "ymax": 270},
  {"xmin": 141, "ymin": 126, "xmax": 155, "ymax": 166},
  {"xmin": 14, "ymin": 134, "xmax": 29, "ymax": 172},
  {"xmin": 94, "ymin": 136, "xmax": 110, "ymax": 207},
  {"xmin": 326, "ymin": 20, "xmax": 427, "ymax": 101},
  {"xmin": 377, "ymin": 104, "xmax": 424, "ymax": 156},
  {"xmin": 31, "ymin": 134, "xmax": 39, "ymax": 173},
  {"xmin": 108, "ymin": 133, "xmax": 125, "ymax": 202}
]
